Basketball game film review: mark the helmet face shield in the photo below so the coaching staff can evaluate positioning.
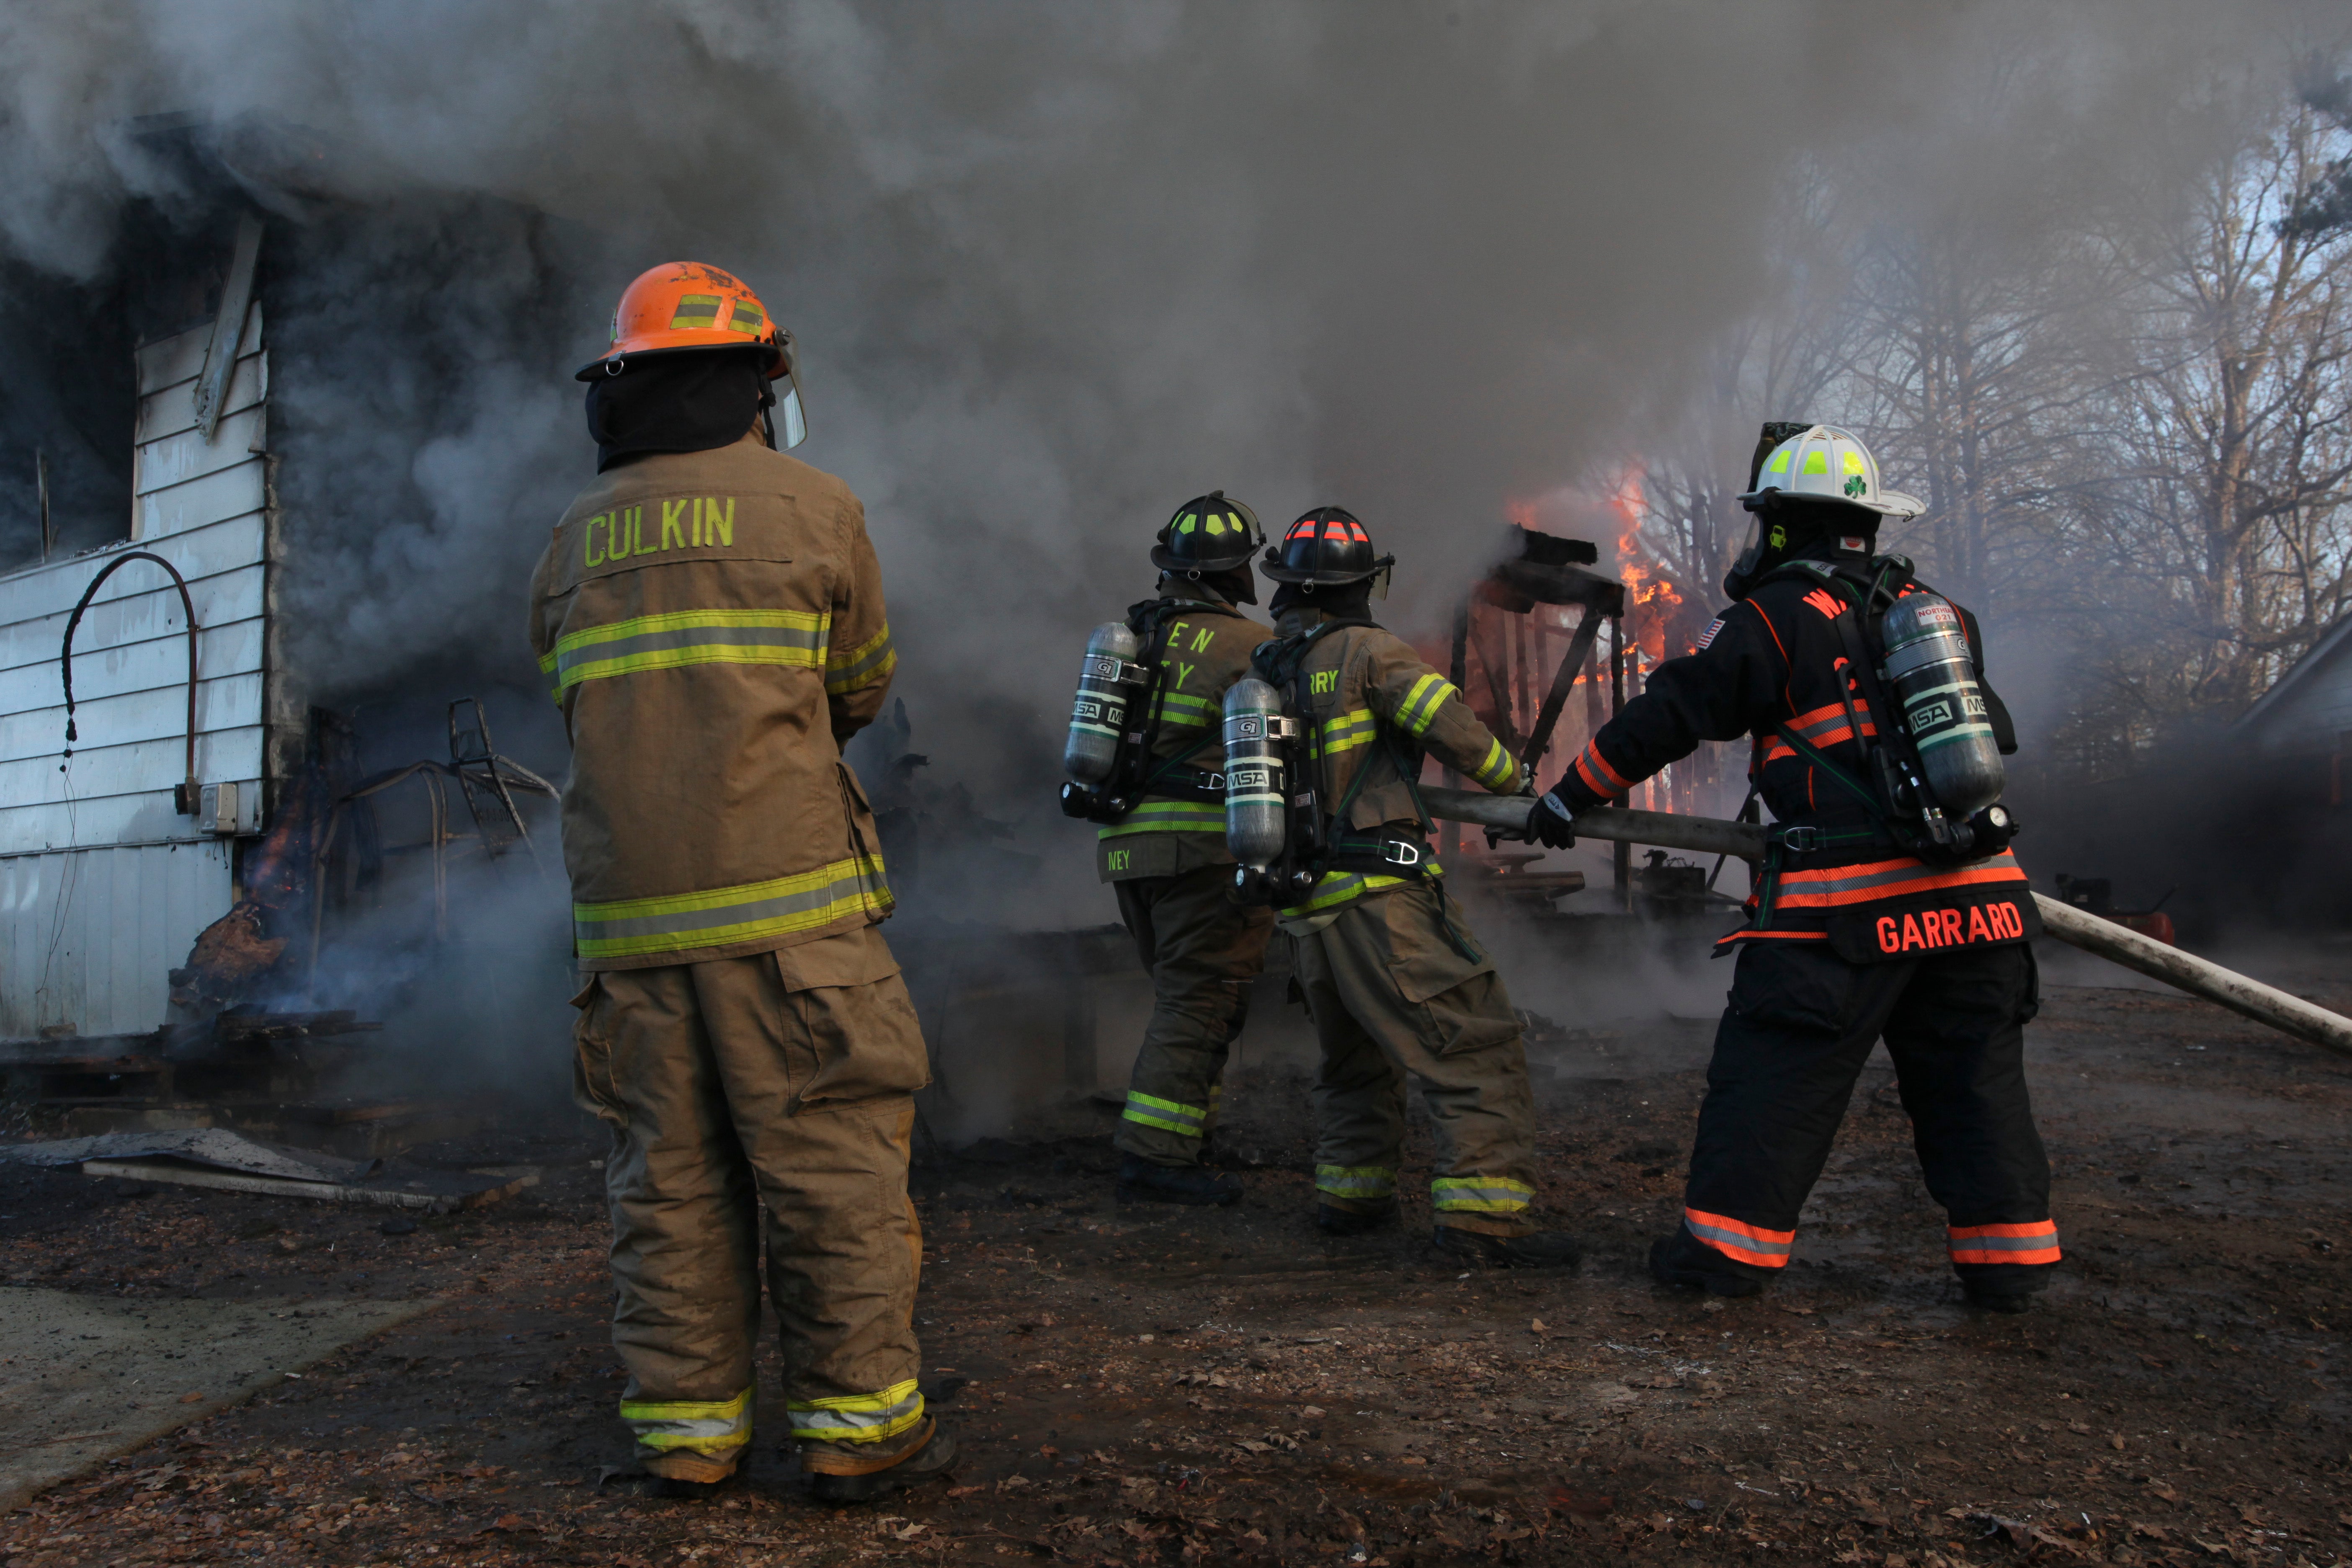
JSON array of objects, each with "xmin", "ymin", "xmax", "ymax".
[{"xmin": 777, "ymin": 378, "xmax": 807, "ymax": 449}]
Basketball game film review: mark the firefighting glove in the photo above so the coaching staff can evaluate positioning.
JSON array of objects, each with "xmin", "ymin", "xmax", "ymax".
[{"xmin": 1528, "ymin": 791, "xmax": 1578, "ymax": 849}]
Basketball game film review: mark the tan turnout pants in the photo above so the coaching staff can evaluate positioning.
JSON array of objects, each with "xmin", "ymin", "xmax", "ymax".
[
  {"xmin": 1290, "ymin": 880, "xmax": 1540, "ymax": 1237},
  {"xmin": 1111, "ymin": 866, "xmax": 1274, "ymax": 1166},
  {"xmin": 571, "ymin": 926, "xmax": 932, "ymax": 1480}
]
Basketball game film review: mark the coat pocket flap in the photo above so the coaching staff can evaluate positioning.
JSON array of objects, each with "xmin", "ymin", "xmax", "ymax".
[{"xmin": 771, "ymin": 924, "xmax": 902, "ymax": 991}]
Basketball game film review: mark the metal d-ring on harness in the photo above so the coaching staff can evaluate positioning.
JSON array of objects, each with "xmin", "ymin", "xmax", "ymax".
[{"xmin": 60, "ymin": 550, "xmax": 202, "ymax": 815}]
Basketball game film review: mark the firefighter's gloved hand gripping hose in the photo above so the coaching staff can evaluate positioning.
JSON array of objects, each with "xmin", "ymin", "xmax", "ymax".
[{"xmin": 1415, "ymin": 786, "xmax": 2352, "ymax": 1063}]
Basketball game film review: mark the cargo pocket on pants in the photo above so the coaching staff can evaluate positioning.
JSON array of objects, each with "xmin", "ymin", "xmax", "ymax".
[
  {"xmin": 570, "ymin": 975, "xmax": 627, "ymax": 1128},
  {"xmin": 787, "ymin": 970, "xmax": 934, "ymax": 1112}
]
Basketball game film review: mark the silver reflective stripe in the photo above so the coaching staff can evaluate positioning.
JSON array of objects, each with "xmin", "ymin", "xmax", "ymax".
[
  {"xmin": 787, "ymin": 1380, "xmax": 925, "ymax": 1444},
  {"xmin": 1685, "ymin": 1215, "xmax": 1792, "ymax": 1257},
  {"xmin": 556, "ymin": 620, "xmax": 822, "ymax": 686},
  {"xmin": 1315, "ymin": 1166, "xmax": 1396, "ymax": 1197},
  {"xmin": 619, "ymin": 1386, "xmax": 752, "ymax": 1455},
  {"xmin": 577, "ymin": 861, "xmax": 875, "ymax": 947},
  {"xmin": 1949, "ymin": 1230, "xmax": 2057, "ymax": 1253}
]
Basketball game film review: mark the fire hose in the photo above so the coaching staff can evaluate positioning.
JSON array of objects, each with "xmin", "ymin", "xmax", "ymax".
[{"xmin": 1419, "ymin": 787, "xmax": 2352, "ymax": 1063}]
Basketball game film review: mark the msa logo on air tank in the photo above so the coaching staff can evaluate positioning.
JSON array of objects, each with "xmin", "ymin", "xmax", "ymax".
[{"xmin": 583, "ymin": 497, "xmax": 740, "ymax": 567}]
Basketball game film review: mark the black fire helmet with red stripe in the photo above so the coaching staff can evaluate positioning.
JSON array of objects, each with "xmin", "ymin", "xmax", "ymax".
[{"xmin": 1261, "ymin": 506, "xmax": 1395, "ymax": 588}]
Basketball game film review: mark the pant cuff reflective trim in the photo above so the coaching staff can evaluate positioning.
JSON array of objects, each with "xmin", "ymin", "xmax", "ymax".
[
  {"xmin": 1315, "ymin": 1165, "xmax": 1397, "ymax": 1199},
  {"xmin": 1123, "ymin": 1112, "xmax": 1202, "ymax": 1137},
  {"xmin": 1123, "ymin": 1091, "xmax": 1207, "ymax": 1137},
  {"xmin": 1431, "ymin": 1176, "xmax": 1533, "ymax": 1212},
  {"xmin": 786, "ymin": 1379, "xmax": 926, "ymax": 1445},
  {"xmin": 1948, "ymin": 1219, "xmax": 2060, "ymax": 1266},
  {"xmin": 1684, "ymin": 1206, "xmax": 1794, "ymax": 1269},
  {"xmin": 621, "ymin": 1385, "xmax": 753, "ymax": 1454}
]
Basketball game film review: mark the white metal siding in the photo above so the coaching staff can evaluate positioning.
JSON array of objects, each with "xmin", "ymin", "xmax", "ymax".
[
  {"xmin": 0, "ymin": 307, "xmax": 270, "ymax": 1037},
  {"xmin": 0, "ymin": 309, "xmax": 270, "ymax": 857},
  {"xmin": 0, "ymin": 841, "xmax": 235, "ymax": 1038}
]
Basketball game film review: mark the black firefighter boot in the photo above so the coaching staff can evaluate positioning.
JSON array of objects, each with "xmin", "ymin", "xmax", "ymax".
[
  {"xmin": 1957, "ymin": 1263, "xmax": 2049, "ymax": 1315},
  {"xmin": 1117, "ymin": 1154, "xmax": 1242, "ymax": 1207},
  {"xmin": 1434, "ymin": 1224, "xmax": 1584, "ymax": 1270},
  {"xmin": 1316, "ymin": 1200, "xmax": 1398, "ymax": 1237},
  {"xmin": 1649, "ymin": 1228, "xmax": 1766, "ymax": 1298},
  {"xmin": 803, "ymin": 1418, "xmax": 962, "ymax": 1505}
]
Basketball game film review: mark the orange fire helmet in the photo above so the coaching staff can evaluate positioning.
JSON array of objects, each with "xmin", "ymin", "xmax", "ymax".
[{"xmin": 574, "ymin": 261, "xmax": 793, "ymax": 382}]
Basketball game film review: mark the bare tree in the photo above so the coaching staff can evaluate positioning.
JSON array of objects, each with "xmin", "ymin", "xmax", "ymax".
[{"xmin": 2051, "ymin": 95, "xmax": 2352, "ymax": 763}]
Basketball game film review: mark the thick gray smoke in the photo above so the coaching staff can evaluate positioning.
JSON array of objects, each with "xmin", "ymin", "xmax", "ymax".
[{"xmin": 0, "ymin": 2, "xmax": 2335, "ymax": 930}]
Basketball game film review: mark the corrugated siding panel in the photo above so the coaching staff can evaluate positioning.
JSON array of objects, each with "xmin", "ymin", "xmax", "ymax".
[{"xmin": 0, "ymin": 840, "xmax": 234, "ymax": 1037}]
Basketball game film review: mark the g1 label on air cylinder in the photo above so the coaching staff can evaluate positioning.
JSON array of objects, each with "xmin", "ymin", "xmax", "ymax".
[
  {"xmin": 1221, "ymin": 676, "xmax": 1290, "ymax": 899},
  {"xmin": 1063, "ymin": 621, "xmax": 1146, "ymax": 785}
]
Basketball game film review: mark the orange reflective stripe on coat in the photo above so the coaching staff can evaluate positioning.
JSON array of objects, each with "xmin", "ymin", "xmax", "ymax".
[
  {"xmin": 1771, "ymin": 851, "xmax": 2028, "ymax": 910},
  {"xmin": 1947, "ymin": 1219, "xmax": 2060, "ymax": 1266},
  {"xmin": 1683, "ymin": 1206, "xmax": 1794, "ymax": 1269},
  {"xmin": 1573, "ymin": 741, "xmax": 1633, "ymax": 797},
  {"xmin": 1762, "ymin": 700, "xmax": 1879, "ymax": 763}
]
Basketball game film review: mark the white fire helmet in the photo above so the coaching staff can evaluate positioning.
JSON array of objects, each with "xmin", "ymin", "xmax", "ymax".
[{"xmin": 1738, "ymin": 425, "xmax": 1923, "ymax": 519}]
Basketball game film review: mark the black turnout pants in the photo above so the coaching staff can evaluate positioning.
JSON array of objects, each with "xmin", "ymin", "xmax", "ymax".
[{"xmin": 1678, "ymin": 939, "xmax": 2058, "ymax": 1292}]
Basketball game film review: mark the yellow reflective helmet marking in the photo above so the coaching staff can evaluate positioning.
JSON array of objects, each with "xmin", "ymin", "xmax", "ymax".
[{"xmin": 1802, "ymin": 450, "xmax": 1830, "ymax": 475}]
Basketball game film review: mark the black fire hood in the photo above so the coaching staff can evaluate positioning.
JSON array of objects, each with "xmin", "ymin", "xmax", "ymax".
[{"xmin": 585, "ymin": 349, "xmax": 770, "ymax": 473}]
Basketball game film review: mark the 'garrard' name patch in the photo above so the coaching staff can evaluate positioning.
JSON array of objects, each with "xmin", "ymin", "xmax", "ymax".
[{"xmin": 1825, "ymin": 890, "xmax": 2041, "ymax": 963}]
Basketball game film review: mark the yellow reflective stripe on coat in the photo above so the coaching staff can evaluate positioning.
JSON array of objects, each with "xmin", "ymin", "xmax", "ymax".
[
  {"xmin": 1155, "ymin": 689, "xmax": 1217, "ymax": 727},
  {"xmin": 786, "ymin": 1379, "xmax": 926, "ymax": 1444},
  {"xmin": 549, "ymin": 609, "xmax": 828, "ymax": 695},
  {"xmin": 619, "ymin": 1385, "xmax": 752, "ymax": 1455},
  {"xmin": 1395, "ymin": 673, "xmax": 1459, "ymax": 738},
  {"xmin": 573, "ymin": 853, "xmax": 892, "ymax": 959},
  {"xmin": 1123, "ymin": 1090, "xmax": 1210, "ymax": 1138},
  {"xmin": 1467, "ymin": 738, "xmax": 1519, "ymax": 792},
  {"xmin": 1275, "ymin": 859, "xmax": 1444, "ymax": 918},
  {"xmin": 1315, "ymin": 1165, "xmax": 1397, "ymax": 1199},
  {"xmin": 1097, "ymin": 800, "xmax": 1226, "ymax": 839},
  {"xmin": 825, "ymin": 624, "xmax": 896, "ymax": 695},
  {"xmin": 1431, "ymin": 1175, "xmax": 1534, "ymax": 1212},
  {"xmin": 1320, "ymin": 707, "xmax": 1379, "ymax": 755}
]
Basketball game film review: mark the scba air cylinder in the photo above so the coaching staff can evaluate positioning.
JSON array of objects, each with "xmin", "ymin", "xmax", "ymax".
[
  {"xmin": 1221, "ymin": 677, "xmax": 1289, "ymax": 891},
  {"xmin": 1880, "ymin": 591, "xmax": 2004, "ymax": 820},
  {"xmin": 1063, "ymin": 622, "xmax": 1145, "ymax": 785}
]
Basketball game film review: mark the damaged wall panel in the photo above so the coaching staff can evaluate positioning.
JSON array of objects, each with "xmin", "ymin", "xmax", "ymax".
[{"xmin": 0, "ymin": 839, "xmax": 233, "ymax": 1037}]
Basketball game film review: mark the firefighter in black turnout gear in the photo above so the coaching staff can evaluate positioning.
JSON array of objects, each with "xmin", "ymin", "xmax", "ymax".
[
  {"xmin": 1527, "ymin": 425, "xmax": 2059, "ymax": 1313},
  {"xmin": 1088, "ymin": 494, "xmax": 1276, "ymax": 1205}
]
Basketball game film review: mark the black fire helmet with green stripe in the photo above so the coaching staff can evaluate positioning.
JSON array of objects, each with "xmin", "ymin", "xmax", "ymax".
[{"xmin": 1152, "ymin": 491, "xmax": 1266, "ymax": 578}]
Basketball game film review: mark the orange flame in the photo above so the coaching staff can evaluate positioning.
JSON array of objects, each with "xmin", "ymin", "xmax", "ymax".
[{"xmin": 1607, "ymin": 467, "xmax": 1693, "ymax": 661}]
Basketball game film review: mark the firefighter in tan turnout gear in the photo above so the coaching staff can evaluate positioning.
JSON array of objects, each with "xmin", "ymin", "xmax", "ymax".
[
  {"xmin": 1244, "ymin": 509, "xmax": 1581, "ymax": 1267},
  {"xmin": 1064, "ymin": 494, "xmax": 1276, "ymax": 1205},
  {"xmin": 530, "ymin": 262, "xmax": 954, "ymax": 1501}
]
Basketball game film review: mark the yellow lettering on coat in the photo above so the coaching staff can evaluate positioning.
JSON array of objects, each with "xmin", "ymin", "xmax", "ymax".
[
  {"xmin": 583, "ymin": 514, "xmax": 607, "ymax": 568},
  {"xmin": 1172, "ymin": 660, "xmax": 1197, "ymax": 689},
  {"xmin": 661, "ymin": 500, "xmax": 689, "ymax": 551},
  {"xmin": 707, "ymin": 498, "xmax": 734, "ymax": 547},
  {"xmin": 1191, "ymin": 627, "xmax": 1214, "ymax": 652}
]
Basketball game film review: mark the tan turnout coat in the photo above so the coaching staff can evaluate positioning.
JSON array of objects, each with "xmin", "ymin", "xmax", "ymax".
[{"xmin": 527, "ymin": 433, "xmax": 898, "ymax": 970}]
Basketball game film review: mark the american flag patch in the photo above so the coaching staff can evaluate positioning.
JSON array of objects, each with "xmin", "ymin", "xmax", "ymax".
[{"xmin": 1695, "ymin": 617, "xmax": 1725, "ymax": 650}]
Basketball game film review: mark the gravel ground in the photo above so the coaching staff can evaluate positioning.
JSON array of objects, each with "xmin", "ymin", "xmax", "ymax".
[{"xmin": 0, "ymin": 943, "xmax": 2346, "ymax": 1566}]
